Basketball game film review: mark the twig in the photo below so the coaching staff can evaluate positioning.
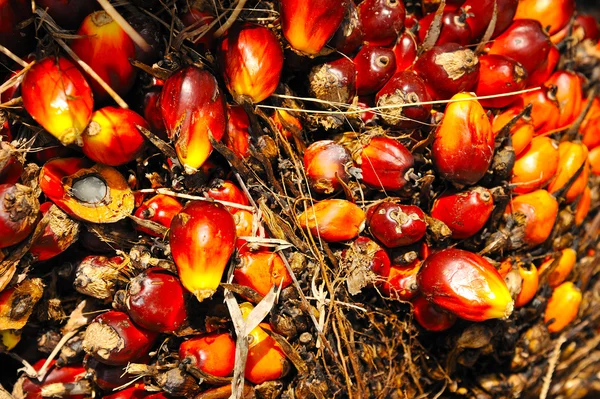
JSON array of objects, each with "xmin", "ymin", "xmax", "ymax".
[
  {"xmin": 214, "ymin": 0, "xmax": 248, "ymax": 38},
  {"xmin": 136, "ymin": 188, "xmax": 254, "ymax": 211},
  {"xmin": 96, "ymin": 0, "xmax": 151, "ymax": 52},
  {"xmin": 0, "ymin": 45, "xmax": 29, "ymax": 68},
  {"xmin": 539, "ymin": 333, "xmax": 567, "ymax": 399},
  {"xmin": 36, "ymin": 330, "xmax": 79, "ymax": 381}
]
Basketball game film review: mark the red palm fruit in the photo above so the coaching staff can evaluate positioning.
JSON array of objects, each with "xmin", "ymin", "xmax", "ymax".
[
  {"xmin": 341, "ymin": 236, "xmax": 391, "ymax": 287},
  {"xmin": 280, "ymin": 0, "xmax": 348, "ymax": 55},
  {"xmin": 375, "ymin": 71, "xmax": 432, "ymax": 129},
  {"xmin": 544, "ymin": 282, "xmax": 581, "ymax": 333},
  {"xmin": 576, "ymin": 14, "xmax": 600, "ymax": 41},
  {"xmin": 124, "ymin": 268, "xmax": 188, "ymax": 333},
  {"xmin": 581, "ymin": 98, "xmax": 600, "ymax": 150},
  {"xmin": 298, "ymin": 199, "xmax": 365, "ymax": 242},
  {"xmin": 82, "ymin": 310, "xmax": 157, "ymax": 366},
  {"xmin": 367, "ymin": 202, "xmax": 426, "ymax": 248},
  {"xmin": 136, "ymin": 82, "xmax": 166, "ymax": 137},
  {"xmin": 357, "ymin": 136, "xmax": 414, "ymax": 191},
  {"xmin": 180, "ymin": 8, "xmax": 216, "ymax": 50},
  {"xmin": 0, "ymin": 141, "xmax": 24, "ymax": 185},
  {"xmin": 134, "ymin": 194, "xmax": 182, "ymax": 237},
  {"xmin": 422, "ymin": 0, "xmax": 466, "ymax": 13},
  {"xmin": 492, "ymin": 108, "xmax": 534, "ymax": 156},
  {"xmin": 414, "ymin": 43, "xmax": 480, "ymax": 100},
  {"xmin": 219, "ymin": 23, "xmax": 283, "ymax": 103},
  {"xmin": 392, "ymin": 31, "xmax": 418, "ymax": 72},
  {"xmin": 29, "ymin": 203, "xmax": 80, "ymax": 261},
  {"xmin": 223, "ymin": 105, "xmax": 251, "ymax": 159},
  {"xmin": 474, "ymin": 54, "xmax": 527, "ymax": 109},
  {"xmin": 170, "ymin": 201, "xmax": 236, "ymax": 301},
  {"xmin": 354, "ymin": 45, "xmax": 396, "ymax": 96},
  {"xmin": 0, "ymin": 183, "xmax": 39, "ymax": 248},
  {"xmin": 417, "ymin": 248, "xmax": 514, "ymax": 321},
  {"xmin": 71, "ymin": 11, "xmax": 136, "ymax": 102},
  {"xmin": 103, "ymin": 385, "xmax": 152, "ymax": 399},
  {"xmin": 487, "ymin": 19, "xmax": 553, "ymax": 78},
  {"xmin": 505, "ymin": 189, "xmax": 558, "ymax": 247},
  {"xmin": 575, "ymin": 186, "xmax": 591, "ymax": 226},
  {"xmin": 179, "ymin": 333, "xmax": 236, "ymax": 377},
  {"xmin": 82, "ymin": 107, "xmax": 148, "ymax": 166},
  {"xmin": 547, "ymin": 141, "xmax": 590, "ymax": 203},
  {"xmin": 39, "ymin": 158, "xmax": 135, "ymax": 223},
  {"xmin": 413, "ymin": 296, "xmax": 457, "ymax": 331},
  {"xmin": 304, "ymin": 140, "xmax": 352, "ymax": 194},
  {"xmin": 86, "ymin": 356, "xmax": 137, "ymax": 390},
  {"xmin": 328, "ymin": 2, "xmax": 364, "ymax": 55},
  {"xmin": 358, "ymin": 0, "xmax": 405, "ymax": 47},
  {"xmin": 36, "ymin": 0, "xmax": 98, "ymax": 30},
  {"xmin": 383, "ymin": 260, "xmax": 420, "ymax": 300},
  {"xmin": 418, "ymin": 8, "xmax": 473, "ymax": 46},
  {"xmin": 527, "ymin": 44, "xmax": 559, "ymax": 88},
  {"xmin": 431, "ymin": 186, "xmax": 494, "ymax": 239},
  {"xmin": 538, "ymin": 248, "xmax": 576, "ymax": 288},
  {"xmin": 0, "ymin": 0, "xmax": 34, "ymax": 58},
  {"xmin": 462, "ymin": 0, "xmax": 519, "ymax": 39},
  {"xmin": 511, "ymin": 136, "xmax": 560, "ymax": 194},
  {"xmin": 510, "ymin": 86, "xmax": 560, "ymax": 135},
  {"xmin": 514, "ymin": 0, "xmax": 574, "ymax": 35},
  {"xmin": 233, "ymin": 209, "xmax": 254, "ymax": 237},
  {"xmin": 19, "ymin": 360, "xmax": 86, "ymax": 399},
  {"xmin": 432, "ymin": 93, "xmax": 494, "ymax": 186},
  {"xmin": 545, "ymin": 71, "xmax": 583, "ymax": 130},
  {"xmin": 240, "ymin": 303, "xmax": 290, "ymax": 384},
  {"xmin": 160, "ymin": 66, "xmax": 227, "ymax": 173},
  {"xmin": 308, "ymin": 57, "xmax": 357, "ymax": 104},
  {"xmin": 514, "ymin": 262, "xmax": 538, "ymax": 308},
  {"xmin": 234, "ymin": 251, "xmax": 293, "ymax": 296},
  {"xmin": 590, "ymin": 146, "xmax": 600, "ymax": 176},
  {"xmin": 205, "ymin": 179, "xmax": 250, "ymax": 208},
  {"xmin": 21, "ymin": 57, "xmax": 93, "ymax": 146}
]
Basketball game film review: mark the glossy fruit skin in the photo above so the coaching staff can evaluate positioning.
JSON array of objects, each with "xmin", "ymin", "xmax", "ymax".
[
  {"xmin": 29, "ymin": 202, "xmax": 80, "ymax": 261},
  {"xmin": 431, "ymin": 186, "xmax": 494, "ymax": 239},
  {"xmin": 20, "ymin": 360, "xmax": 86, "ymax": 399},
  {"xmin": 308, "ymin": 57, "xmax": 357, "ymax": 104},
  {"xmin": 418, "ymin": 9, "xmax": 473, "ymax": 46},
  {"xmin": 576, "ymin": 14, "xmax": 600, "ymax": 41},
  {"xmin": 0, "ymin": 183, "xmax": 39, "ymax": 248},
  {"xmin": 383, "ymin": 260, "xmax": 420, "ymax": 300},
  {"xmin": 358, "ymin": 136, "xmax": 414, "ymax": 191},
  {"xmin": 513, "ymin": 262, "xmax": 539, "ymax": 308},
  {"xmin": 545, "ymin": 71, "xmax": 583, "ymax": 130},
  {"xmin": 367, "ymin": 202, "xmax": 426, "ymax": 248},
  {"xmin": 575, "ymin": 186, "xmax": 591, "ymax": 226},
  {"xmin": 375, "ymin": 71, "xmax": 432, "ymax": 129},
  {"xmin": 505, "ymin": 189, "xmax": 558, "ymax": 247},
  {"xmin": 83, "ymin": 311, "xmax": 158, "ymax": 366},
  {"xmin": 474, "ymin": 54, "xmax": 527, "ymax": 109},
  {"xmin": 160, "ymin": 66, "xmax": 227, "ymax": 173},
  {"xmin": 417, "ymin": 248, "xmax": 514, "ymax": 321},
  {"xmin": 510, "ymin": 86, "xmax": 559, "ymax": 135},
  {"xmin": 511, "ymin": 137, "xmax": 560, "ymax": 194},
  {"xmin": 124, "ymin": 268, "xmax": 188, "ymax": 333},
  {"xmin": 357, "ymin": 0, "xmax": 405, "ymax": 47},
  {"xmin": 21, "ymin": 57, "xmax": 93, "ymax": 146},
  {"xmin": 492, "ymin": 108, "xmax": 534, "ymax": 156},
  {"xmin": 392, "ymin": 31, "xmax": 418, "ymax": 72},
  {"xmin": 547, "ymin": 141, "xmax": 590, "ymax": 203},
  {"xmin": 205, "ymin": 180, "xmax": 249, "ymax": 208},
  {"xmin": 412, "ymin": 296, "xmax": 456, "ymax": 331},
  {"xmin": 223, "ymin": 104, "xmax": 251, "ymax": 159},
  {"xmin": 328, "ymin": 2, "xmax": 364, "ymax": 55},
  {"xmin": 432, "ymin": 93, "xmax": 494, "ymax": 186},
  {"xmin": 71, "ymin": 11, "xmax": 137, "ymax": 102},
  {"xmin": 544, "ymin": 282, "xmax": 581, "ymax": 333},
  {"xmin": 280, "ymin": 0, "xmax": 349, "ymax": 55},
  {"xmin": 538, "ymin": 248, "xmax": 576, "ymax": 288},
  {"xmin": 514, "ymin": 0, "xmax": 575, "ymax": 35},
  {"xmin": 581, "ymin": 98, "xmax": 600, "ymax": 150},
  {"xmin": 462, "ymin": 0, "xmax": 519, "ymax": 39},
  {"xmin": 179, "ymin": 333, "xmax": 236, "ymax": 377},
  {"xmin": 488, "ymin": 19, "xmax": 553, "ymax": 78},
  {"xmin": 590, "ymin": 146, "xmax": 600, "ymax": 176},
  {"xmin": 234, "ymin": 251, "xmax": 293, "ymax": 296},
  {"xmin": 304, "ymin": 140, "xmax": 352, "ymax": 194},
  {"xmin": 298, "ymin": 199, "xmax": 365, "ymax": 242},
  {"xmin": 527, "ymin": 44, "xmax": 559, "ymax": 88},
  {"xmin": 219, "ymin": 23, "xmax": 283, "ymax": 103},
  {"xmin": 414, "ymin": 43, "xmax": 479, "ymax": 100},
  {"xmin": 36, "ymin": 0, "xmax": 98, "ymax": 30},
  {"xmin": 354, "ymin": 45, "xmax": 396, "ymax": 96},
  {"xmin": 82, "ymin": 107, "xmax": 148, "ymax": 166},
  {"xmin": 134, "ymin": 194, "xmax": 183, "ymax": 237},
  {"xmin": 169, "ymin": 201, "xmax": 236, "ymax": 301}
]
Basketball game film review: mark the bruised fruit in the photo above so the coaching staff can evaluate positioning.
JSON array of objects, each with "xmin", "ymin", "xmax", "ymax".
[
  {"xmin": 298, "ymin": 199, "xmax": 365, "ymax": 242},
  {"xmin": 0, "ymin": 183, "xmax": 39, "ymax": 248},
  {"xmin": 417, "ymin": 248, "xmax": 514, "ymax": 321},
  {"xmin": 340, "ymin": 236, "xmax": 392, "ymax": 294},
  {"xmin": 544, "ymin": 282, "xmax": 581, "ymax": 333},
  {"xmin": 367, "ymin": 202, "xmax": 426, "ymax": 248},
  {"xmin": 514, "ymin": 262, "xmax": 539, "ymax": 308},
  {"xmin": 375, "ymin": 71, "xmax": 432, "ymax": 129},
  {"xmin": 308, "ymin": 57, "xmax": 357, "ymax": 104},
  {"xmin": 179, "ymin": 333, "xmax": 236, "ymax": 377},
  {"xmin": 29, "ymin": 203, "xmax": 80, "ymax": 261}
]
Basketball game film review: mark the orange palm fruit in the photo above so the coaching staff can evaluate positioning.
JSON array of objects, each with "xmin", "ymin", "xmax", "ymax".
[
  {"xmin": 589, "ymin": 146, "xmax": 600, "ymax": 175},
  {"xmin": 382, "ymin": 260, "xmax": 420, "ymax": 301},
  {"xmin": 509, "ymin": 86, "xmax": 559, "ymax": 135},
  {"xmin": 492, "ymin": 108, "xmax": 534, "ymax": 156},
  {"xmin": 581, "ymin": 98, "xmax": 600, "ymax": 150},
  {"xmin": 417, "ymin": 248, "xmax": 514, "ymax": 322},
  {"xmin": 514, "ymin": 262, "xmax": 539, "ymax": 308},
  {"xmin": 272, "ymin": 109, "xmax": 302, "ymax": 139},
  {"xmin": 304, "ymin": 140, "xmax": 352, "ymax": 194},
  {"xmin": 505, "ymin": 189, "xmax": 558, "ymax": 247},
  {"xmin": 218, "ymin": 23, "xmax": 283, "ymax": 103},
  {"xmin": 514, "ymin": 0, "xmax": 575, "ymax": 35},
  {"xmin": 133, "ymin": 194, "xmax": 183, "ymax": 237},
  {"xmin": 71, "ymin": 11, "xmax": 137, "ymax": 102},
  {"xmin": 544, "ymin": 281, "xmax": 581, "ymax": 333},
  {"xmin": 234, "ymin": 251, "xmax": 292, "ymax": 296},
  {"xmin": 233, "ymin": 209, "xmax": 254, "ymax": 237},
  {"xmin": 223, "ymin": 105, "xmax": 251, "ymax": 159},
  {"xmin": 511, "ymin": 136, "xmax": 559, "ymax": 194},
  {"xmin": 547, "ymin": 141, "xmax": 590, "ymax": 203},
  {"xmin": 179, "ymin": 333, "xmax": 236, "ymax": 377},
  {"xmin": 280, "ymin": 0, "xmax": 349, "ymax": 55},
  {"xmin": 169, "ymin": 201, "xmax": 236, "ymax": 301},
  {"xmin": 432, "ymin": 93, "xmax": 494, "ymax": 186},
  {"xmin": 545, "ymin": 70, "xmax": 583, "ymax": 130},
  {"xmin": 298, "ymin": 199, "xmax": 365, "ymax": 242},
  {"xmin": 21, "ymin": 57, "xmax": 93, "ymax": 146},
  {"xmin": 538, "ymin": 248, "xmax": 576, "ymax": 288},
  {"xmin": 575, "ymin": 186, "xmax": 591, "ymax": 226},
  {"xmin": 527, "ymin": 44, "xmax": 559, "ymax": 88}
]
